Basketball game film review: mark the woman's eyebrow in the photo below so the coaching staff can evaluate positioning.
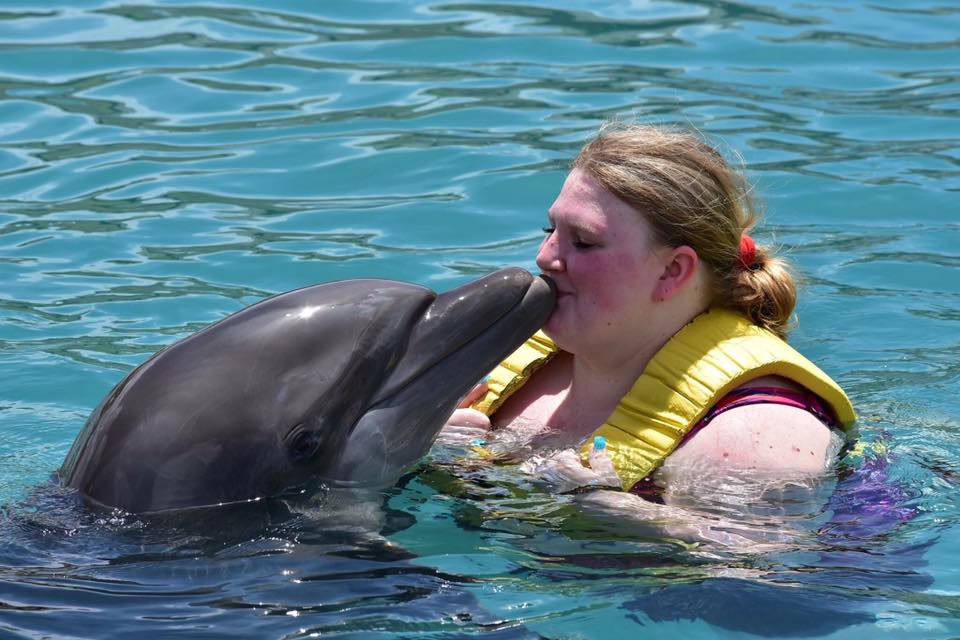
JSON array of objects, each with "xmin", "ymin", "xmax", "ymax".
[
  {"xmin": 545, "ymin": 207, "xmax": 603, "ymax": 235},
  {"xmin": 565, "ymin": 219, "xmax": 602, "ymax": 236}
]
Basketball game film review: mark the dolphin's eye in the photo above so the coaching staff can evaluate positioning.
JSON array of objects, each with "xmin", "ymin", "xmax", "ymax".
[{"xmin": 286, "ymin": 424, "xmax": 321, "ymax": 463}]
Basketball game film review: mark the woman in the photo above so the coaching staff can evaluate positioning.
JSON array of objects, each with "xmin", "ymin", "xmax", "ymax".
[{"xmin": 443, "ymin": 123, "xmax": 855, "ymax": 497}]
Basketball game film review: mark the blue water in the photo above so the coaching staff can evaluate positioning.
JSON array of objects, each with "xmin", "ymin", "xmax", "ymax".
[{"xmin": 1, "ymin": 1, "xmax": 959, "ymax": 637}]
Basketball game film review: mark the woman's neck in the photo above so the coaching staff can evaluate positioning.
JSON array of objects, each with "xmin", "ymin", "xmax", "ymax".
[
  {"xmin": 565, "ymin": 337, "xmax": 660, "ymax": 423},
  {"xmin": 560, "ymin": 306, "xmax": 709, "ymax": 437}
]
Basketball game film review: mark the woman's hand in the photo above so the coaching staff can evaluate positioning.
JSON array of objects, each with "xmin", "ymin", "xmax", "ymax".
[
  {"xmin": 436, "ymin": 380, "xmax": 491, "ymax": 445},
  {"xmin": 519, "ymin": 448, "xmax": 621, "ymax": 493}
]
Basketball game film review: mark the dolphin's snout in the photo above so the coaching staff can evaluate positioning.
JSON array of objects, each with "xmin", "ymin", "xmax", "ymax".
[
  {"xmin": 532, "ymin": 273, "xmax": 556, "ymax": 302},
  {"xmin": 493, "ymin": 266, "xmax": 535, "ymax": 287},
  {"xmin": 538, "ymin": 273, "xmax": 556, "ymax": 295},
  {"xmin": 370, "ymin": 268, "xmax": 545, "ymax": 405}
]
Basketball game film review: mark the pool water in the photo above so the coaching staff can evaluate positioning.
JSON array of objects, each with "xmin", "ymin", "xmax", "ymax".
[{"xmin": 1, "ymin": 1, "xmax": 959, "ymax": 638}]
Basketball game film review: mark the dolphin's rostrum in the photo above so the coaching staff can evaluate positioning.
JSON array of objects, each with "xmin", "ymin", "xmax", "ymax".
[{"xmin": 60, "ymin": 268, "xmax": 554, "ymax": 513}]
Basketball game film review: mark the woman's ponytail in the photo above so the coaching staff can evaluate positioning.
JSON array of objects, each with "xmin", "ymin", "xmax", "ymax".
[{"xmin": 722, "ymin": 241, "xmax": 798, "ymax": 339}]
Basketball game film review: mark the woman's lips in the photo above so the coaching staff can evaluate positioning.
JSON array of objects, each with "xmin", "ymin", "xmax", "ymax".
[{"xmin": 538, "ymin": 274, "xmax": 571, "ymax": 301}]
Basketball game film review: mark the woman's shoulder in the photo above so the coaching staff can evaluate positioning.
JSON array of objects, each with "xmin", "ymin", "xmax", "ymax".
[{"xmin": 666, "ymin": 376, "xmax": 839, "ymax": 474}]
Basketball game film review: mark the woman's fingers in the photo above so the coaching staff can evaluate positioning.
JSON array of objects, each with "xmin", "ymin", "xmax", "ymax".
[
  {"xmin": 518, "ymin": 448, "xmax": 622, "ymax": 493},
  {"xmin": 520, "ymin": 449, "xmax": 596, "ymax": 492},
  {"xmin": 437, "ymin": 408, "xmax": 491, "ymax": 445},
  {"xmin": 448, "ymin": 408, "xmax": 491, "ymax": 429},
  {"xmin": 457, "ymin": 379, "xmax": 489, "ymax": 408}
]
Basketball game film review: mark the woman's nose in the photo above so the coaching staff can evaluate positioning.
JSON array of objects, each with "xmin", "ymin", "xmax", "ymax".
[{"xmin": 536, "ymin": 234, "xmax": 564, "ymax": 273}]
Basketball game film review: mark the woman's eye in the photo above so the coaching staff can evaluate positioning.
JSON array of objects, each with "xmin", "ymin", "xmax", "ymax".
[{"xmin": 541, "ymin": 224, "xmax": 595, "ymax": 249}]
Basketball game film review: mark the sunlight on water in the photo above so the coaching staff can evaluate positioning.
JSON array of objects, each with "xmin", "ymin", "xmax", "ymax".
[{"xmin": 1, "ymin": 1, "xmax": 958, "ymax": 638}]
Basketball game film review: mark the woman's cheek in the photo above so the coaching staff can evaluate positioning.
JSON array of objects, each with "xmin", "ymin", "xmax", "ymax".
[{"xmin": 580, "ymin": 254, "xmax": 640, "ymax": 313}]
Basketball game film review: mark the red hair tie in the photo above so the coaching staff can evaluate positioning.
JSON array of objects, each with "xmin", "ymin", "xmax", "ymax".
[{"xmin": 738, "ymin": 234, "xmax": 756, "ymax": 269}]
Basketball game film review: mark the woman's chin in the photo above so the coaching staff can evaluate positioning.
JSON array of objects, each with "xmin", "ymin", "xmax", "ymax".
[{"xmin": 542, "ymin": 316, "xmax": 576, "ymax": 351}]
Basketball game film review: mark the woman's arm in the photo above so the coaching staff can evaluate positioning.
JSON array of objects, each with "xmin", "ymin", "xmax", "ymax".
[{"xmin": 664, "ymin": 402, "xmax": 837, "ymax": 475}]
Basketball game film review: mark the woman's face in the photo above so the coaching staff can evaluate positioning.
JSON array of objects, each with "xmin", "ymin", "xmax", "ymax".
[{"xmin": 536, "ymin": 168, "xmax": 669, "ymax": 354}]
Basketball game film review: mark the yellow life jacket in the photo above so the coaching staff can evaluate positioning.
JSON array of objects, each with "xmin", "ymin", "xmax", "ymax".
[{"xmin": 472, "ymin": 308, "xmax": 856, "ymax": 490}]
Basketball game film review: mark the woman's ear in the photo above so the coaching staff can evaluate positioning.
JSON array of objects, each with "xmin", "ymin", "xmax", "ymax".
[{"xmin": 654, "ymin": 245, "xmax": 699, "ymax": 302}]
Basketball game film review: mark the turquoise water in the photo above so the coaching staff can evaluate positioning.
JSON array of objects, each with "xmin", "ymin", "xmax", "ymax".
[{"xmin": 1, "ymin": 0, "xmax": 959, "ymax": 637}]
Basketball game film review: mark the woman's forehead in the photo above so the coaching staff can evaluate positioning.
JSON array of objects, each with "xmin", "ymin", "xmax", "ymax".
[{"xmin": 549, "ymin": 169, "xmax": 648, "ymax": 232}]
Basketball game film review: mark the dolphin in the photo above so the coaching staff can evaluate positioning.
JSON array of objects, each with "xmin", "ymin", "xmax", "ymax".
[{"xmin": 59, "ymin": 268, "xmax": 554, "ymax": 514}]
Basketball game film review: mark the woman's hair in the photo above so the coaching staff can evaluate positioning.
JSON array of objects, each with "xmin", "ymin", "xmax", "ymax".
[{"xmin": 572, "ymin": 123, "xmax": 797, "ymax": 338}]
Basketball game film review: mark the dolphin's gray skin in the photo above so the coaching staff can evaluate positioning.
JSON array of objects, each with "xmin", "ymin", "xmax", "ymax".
[{"xmin": 60, "ymin": 268, "xmax": 554, "ymax": 514}]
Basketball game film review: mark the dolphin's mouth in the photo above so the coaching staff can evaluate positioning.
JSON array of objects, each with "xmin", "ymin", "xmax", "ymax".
[{"xmin": 369, "ymin": 268, "xmax": 554, "ymax": 407}]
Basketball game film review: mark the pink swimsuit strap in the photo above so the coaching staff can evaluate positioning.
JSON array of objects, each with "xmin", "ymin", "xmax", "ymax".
[
  {"xmin": 628, "ymin": 385, "xmax": 840, "ymax": 499},
  {"xmin": 696, "ymin": 385, "xmax": 840, "ymax": 430}
]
